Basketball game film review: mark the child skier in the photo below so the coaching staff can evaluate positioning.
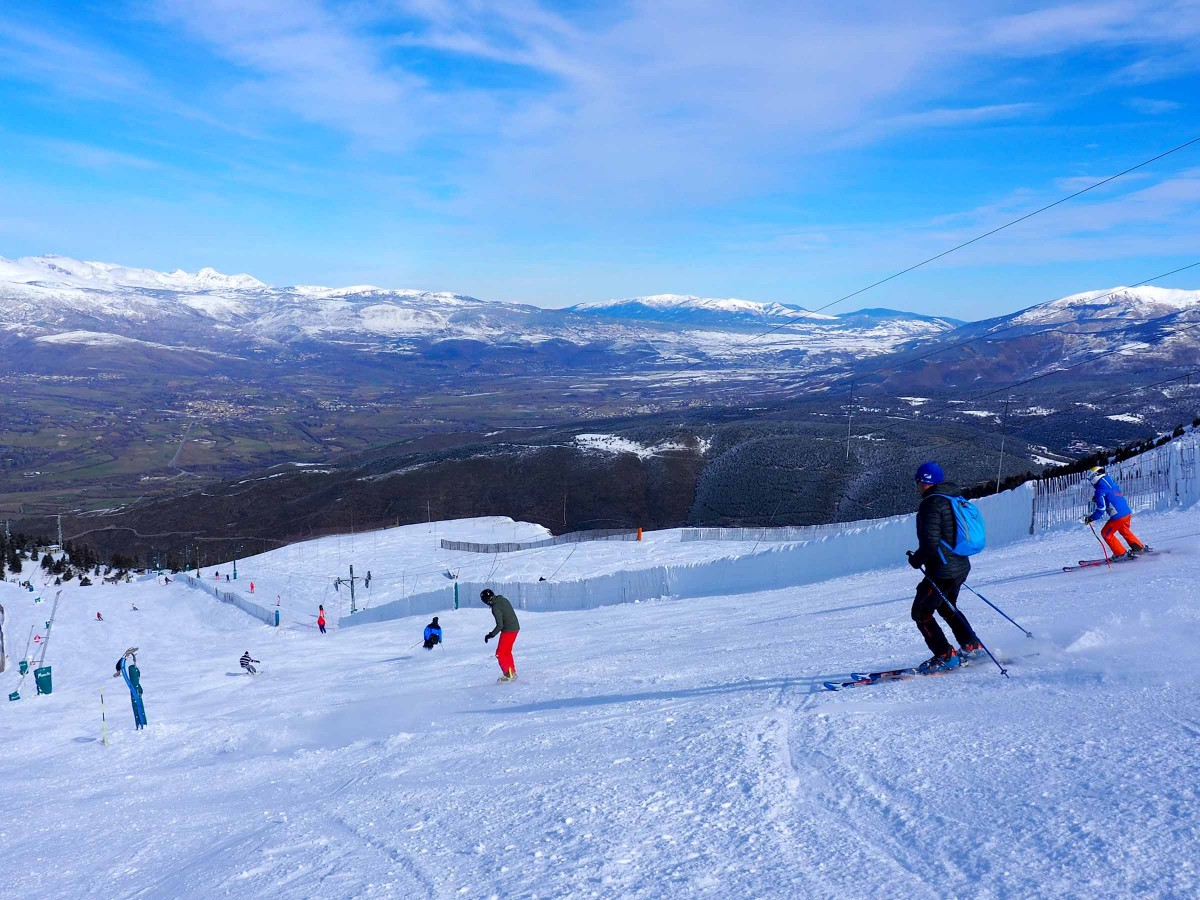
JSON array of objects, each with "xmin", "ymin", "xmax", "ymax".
[
  {"xmin": 481, "ymin": 589, "xmax": 520, "ymax": 681},
  {"xmin": 1083, "ymin": 466, "xmax": 1150, "ymax": 560},
  {"xmin": 240, "ymin": 651, "xmax": 260, "ymax": 675},
  {"xmin": 423, "ymin": 617, "xmax": 442, "ymax": 649},
  {"xmin": 317, "ymin": 605, "xmax": 326, "ymax": 634}
]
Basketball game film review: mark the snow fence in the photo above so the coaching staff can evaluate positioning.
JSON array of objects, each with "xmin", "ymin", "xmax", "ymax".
[
  {"xmin": 680, "ymin": 520, "xmax": 907, "ymax": 543},
  {"xmin": 183, "ymin": 575, "xmax": 276, "ymax": 626},
  {"xmin": 440, "ymin": 529, "xmax": 637, "ymax": 553},
  {"xmin": 341, "ymin": 485, "xmax": 1037, "ymax": 625}
]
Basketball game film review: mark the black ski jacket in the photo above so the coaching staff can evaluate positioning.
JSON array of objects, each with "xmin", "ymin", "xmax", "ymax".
[{"xmin": 910, "ymin": 481, "xmax": 971, "ymax": 582}]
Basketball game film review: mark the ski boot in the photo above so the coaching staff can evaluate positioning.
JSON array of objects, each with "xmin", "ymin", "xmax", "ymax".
[
  {"xmin": 959, "ymin": 641, "xmax": 986, "ymax": 662},
  {"xmin": 917, "ymin": 649, "xmax": 962, "ymax": 674}
]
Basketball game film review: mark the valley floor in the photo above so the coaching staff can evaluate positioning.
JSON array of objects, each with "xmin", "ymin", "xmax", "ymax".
[{"xmin": 2, "ymin": 509, "xmax": 1199, "ymax": 899}]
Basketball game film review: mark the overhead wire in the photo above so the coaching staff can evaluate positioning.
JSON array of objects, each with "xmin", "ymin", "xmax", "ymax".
[{"xmin": 636, "ymin": 134, "xmax": 1200, "ymax": 391}]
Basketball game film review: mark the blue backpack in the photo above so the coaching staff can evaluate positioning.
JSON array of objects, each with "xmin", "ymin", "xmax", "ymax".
[{"xmin": 942, "ymin": 495, "xmax": 986, "ymax": 556}]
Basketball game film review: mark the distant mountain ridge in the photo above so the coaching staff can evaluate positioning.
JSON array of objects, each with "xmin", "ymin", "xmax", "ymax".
[
  {"xmin": 1, "ymin": 254, "xmax": 1196, "ymax": 389},
  {"xmin": 0, "ymin": 254, "xmax": 960, "ymax": 374}
]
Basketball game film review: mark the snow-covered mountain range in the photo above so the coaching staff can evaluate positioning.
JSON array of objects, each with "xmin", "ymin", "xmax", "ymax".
[
  {"xmin": 2, "ymin": 255, "xmax": 1198, "ymax": 391},
  {"xmin": 0, "ymin": 255, "xmax": 955, "ymax": 372}
]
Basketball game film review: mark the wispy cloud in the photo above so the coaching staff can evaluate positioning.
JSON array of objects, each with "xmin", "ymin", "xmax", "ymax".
[
  {"xmin": 1, "ymin": 1, "xmax": 1199, "ymax": 310},
  {"xmin": 37, "ymin": 138, "xmax": 166, "ymax": 172},
  {"xmin": 1125, "ymin": 96, "xmax": 1184, "ymax": 114},
  {"xmin": 6, "ymin": 1, "xmax": 1199, "ymax": 211},
  {"xmin": 760, "ymin": 167, "xmax": 1200, "ymax": 273}
]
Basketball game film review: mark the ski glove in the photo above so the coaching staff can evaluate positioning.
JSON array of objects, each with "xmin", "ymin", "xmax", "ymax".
[
  {"xmin": 1081, "ymin": 515, "xmax": 1093, "ymax": 525},
  {"xmin": 906, "ymin": 550, "xmax": 922, "ymax": 569},
  {"xmin": 484, "ymin": 634, "xmax": 492, "ymax": 643}
]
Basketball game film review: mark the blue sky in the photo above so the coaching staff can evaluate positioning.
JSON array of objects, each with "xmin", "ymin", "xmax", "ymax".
[{"xmin": 1, "ymin": 1, "xmax": 1198, "ymax": 319}]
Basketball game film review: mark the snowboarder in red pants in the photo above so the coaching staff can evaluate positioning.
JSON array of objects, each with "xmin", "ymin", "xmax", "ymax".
[{"xmin": 481, "ymin": 589, "xmax": 520, "ymax": 682}]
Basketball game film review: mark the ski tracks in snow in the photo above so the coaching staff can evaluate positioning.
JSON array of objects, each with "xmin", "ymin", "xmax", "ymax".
[{"xmin": 746, "ymin": 694, "xmax": 958, "ymax": 899}]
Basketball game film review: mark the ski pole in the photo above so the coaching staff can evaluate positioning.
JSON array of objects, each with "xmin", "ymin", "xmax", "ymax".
[
  {"xmin": 962, "ymin": 583, "xmax": 1033, "ymax": 639},
  {"xmin": 924, "ymin": 572, "xmax": 1008, "ymax": 678},
  {"xmin": 100, "ymin": 689, "xmax": 109, "ymax": 746},
  {"xmin": 1088, "ymin": 521, "xmax": 1111, "ymax": 569}
]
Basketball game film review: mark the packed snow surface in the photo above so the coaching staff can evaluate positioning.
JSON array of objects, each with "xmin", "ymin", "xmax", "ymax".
[{"xmin": 2, "ymin": 509, "xmax": 1199, "ymax": 898}]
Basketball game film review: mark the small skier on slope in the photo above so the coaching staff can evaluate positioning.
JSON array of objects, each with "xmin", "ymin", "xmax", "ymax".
[
  {"xmin": 240, "ymin": 651, "xmax": 260, "ymax": 675},
  {"xmin": 481, "ymin": 589, "xmax": 520, "ymax": 681},
  {"xmin": 1083, "ymin": 466, "xmax": 1150, "ymax": 561},
  {"xmin": 423, "ymin": 617, "xmax": 442, "ymax": 650},
  {"xmin": 906, "ymin": 462, "xmax": 983, "ymax": 674},
  {"xmin": 317, "ymin": 605, "xmax": 327, "ymax": 634}
]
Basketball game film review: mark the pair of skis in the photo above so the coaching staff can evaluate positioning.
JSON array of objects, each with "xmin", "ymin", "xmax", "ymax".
[
  {"xmin": 822, "ymin": 659, "xmax": 975, "ymax": 691},
  {"xmin": 1062, "ymin": 548, "xmax": 1162, "ymax": 572},
  {"xmin": 823, "ymin": 651, "xmax": 1039, "ymax": 692},
  {"xmin": 114, "ymin": 648, "xmax": 147, "ymax": 729}
]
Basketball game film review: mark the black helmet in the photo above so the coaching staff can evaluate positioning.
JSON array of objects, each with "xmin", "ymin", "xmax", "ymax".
[{"xmin": 480, "ymin": 589, "xmax": 494, "ymax": 602}]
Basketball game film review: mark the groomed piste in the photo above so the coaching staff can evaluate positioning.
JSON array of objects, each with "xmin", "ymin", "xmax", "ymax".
[{"xmin": 1, "ymin": 505, "xmax": 1198, "ymax": 899}]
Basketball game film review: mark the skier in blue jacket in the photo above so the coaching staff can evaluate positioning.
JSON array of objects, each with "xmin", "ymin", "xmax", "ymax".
[
  {"xmin": 1083, "ymin": 466, "xmax": 1149, "ymax": 560},
  {"xmin": 423, "ymin": 617, "xmax": 443, "ymax": 650}
]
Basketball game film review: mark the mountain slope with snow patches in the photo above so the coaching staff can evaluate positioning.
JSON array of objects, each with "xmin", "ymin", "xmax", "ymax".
[
  {"xmin": 0, "ymin": 255, "xmax": 954, "ymax": 368},
  {"xmin": 2, "ymin": 506, "xmax": 1198, "ymax": 898}
]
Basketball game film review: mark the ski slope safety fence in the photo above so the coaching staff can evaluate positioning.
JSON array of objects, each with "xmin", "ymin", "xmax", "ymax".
[
  {"xmin": 342, "ymin": 485, "xmax": 1037, "ymax": 626},
  {"xmin": 182, "ymin": 575, "xmax": 277, "ymax": 627},
  {"xmin": 681, "ymin": 519, "xmax": 908, "ymax": 543},
  {"xmin": 440, "ymin": 529, "xmax": 638, "ymax": 553}
]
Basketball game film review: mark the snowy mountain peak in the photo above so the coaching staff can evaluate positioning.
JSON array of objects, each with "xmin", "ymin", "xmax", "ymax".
[
  {"xmin": 0, "ymin": 254, "xmax": 268, "ymax": 292},
  {"xmin": 1014, "ymin": 285, "xmax": 1200, "ymax": 325},
  {"xmin": 570, "ymin": 293, "xmax": 836, "ymax": 323}
]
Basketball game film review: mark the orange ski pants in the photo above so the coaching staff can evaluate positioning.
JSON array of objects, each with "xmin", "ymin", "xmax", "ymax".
[{"xmin": 1101, "ymin": 515, "xmax": 1143, "ymax": 556}]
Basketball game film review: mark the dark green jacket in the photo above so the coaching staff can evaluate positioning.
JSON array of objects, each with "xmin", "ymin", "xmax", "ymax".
[{"xmin": 486, "ymin": 595, "xmax": 520, "ymax": 638}]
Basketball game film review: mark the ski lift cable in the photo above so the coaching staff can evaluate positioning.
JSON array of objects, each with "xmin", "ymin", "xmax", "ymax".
[
  {"xmin": 642, "ymin": 133, "xmax": 1200, "ymax": 388},
  {"xmin": 744, "ymin": 258, "xmax": 1200, "ymax": 421},
  {"xmin": 833, "ymin": 311, "xmax": 1200, "ymax": 455}
]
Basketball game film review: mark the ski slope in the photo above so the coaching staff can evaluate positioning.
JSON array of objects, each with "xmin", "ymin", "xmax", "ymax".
[{"xmin": 2, "ymin": 508, "xmax": 1199, "ymax": 899}]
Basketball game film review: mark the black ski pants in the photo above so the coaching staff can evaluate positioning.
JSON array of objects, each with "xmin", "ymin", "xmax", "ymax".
[{"xmin": 911, "ymin": 576, "xmax": 976, "ymax": 657}]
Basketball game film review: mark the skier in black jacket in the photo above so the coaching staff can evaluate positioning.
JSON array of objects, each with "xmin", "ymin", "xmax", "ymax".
[{"xmin": 907, "ymin": 461, "xmax": 982, "ymax": 673}]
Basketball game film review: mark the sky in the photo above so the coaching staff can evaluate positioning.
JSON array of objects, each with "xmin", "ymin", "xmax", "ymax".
[{"xmin": 0, "ymin": 0, "xmax": 1198, "ymax": 320}]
